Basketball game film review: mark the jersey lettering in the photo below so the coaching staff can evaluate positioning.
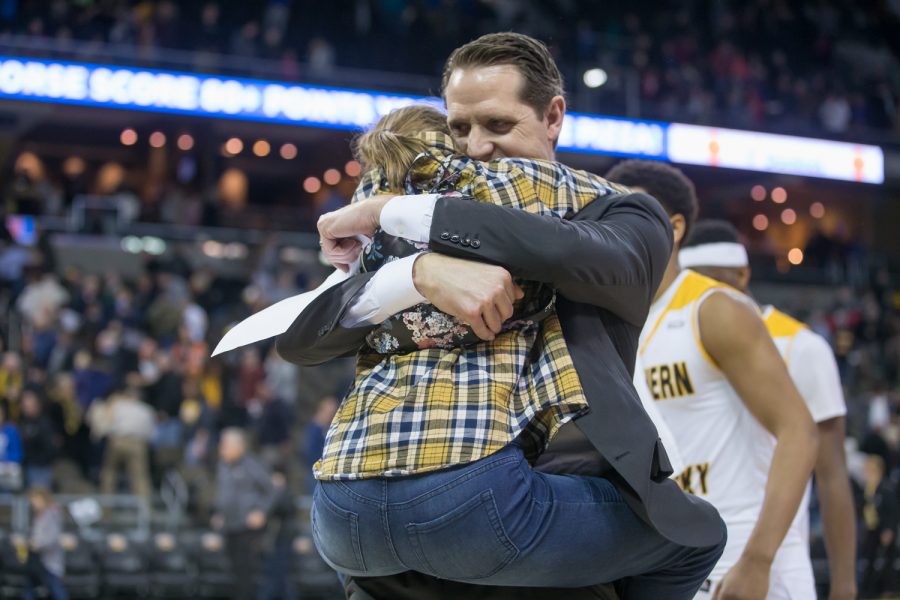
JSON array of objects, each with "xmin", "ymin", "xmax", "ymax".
[
  {"xmin": 645, "ymin": 362, "xmax": 695, "ymax": 400},
  {"xmin": 675, "ymin": 462, "xmax": 711, "ymax": 495}
]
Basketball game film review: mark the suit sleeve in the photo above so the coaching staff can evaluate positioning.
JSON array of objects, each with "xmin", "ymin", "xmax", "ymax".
[
  {"xmin": 275, "ymin": 273, "xmax": 379, "ymax": 366},
  {"xmin": 427, "ymin": 192, "xmax": 673, "ymax": 326}
]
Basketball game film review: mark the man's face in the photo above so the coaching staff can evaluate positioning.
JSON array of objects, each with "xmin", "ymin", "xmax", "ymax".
[
  {"xmin": 219, "ymin": 436, "xmax": 243, "ymax": 464},
  {"xmin": 444, "ymin": 65, "xmax": 564, "ymax": 161}
]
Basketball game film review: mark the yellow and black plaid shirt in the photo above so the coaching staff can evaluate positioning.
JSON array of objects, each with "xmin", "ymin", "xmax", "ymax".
[{"xmin": 315, "ymin": 133, "xmax": 630, "ymax": 480}]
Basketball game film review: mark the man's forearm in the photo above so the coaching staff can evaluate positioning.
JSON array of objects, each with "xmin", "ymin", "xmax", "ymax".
[
  {"xmin": 743, "ymin": 429, "xmax": 818, "ymax": 563},
  {"xmin": 426, "ymin": 192, "xmax": 672, "ymax": 325}
]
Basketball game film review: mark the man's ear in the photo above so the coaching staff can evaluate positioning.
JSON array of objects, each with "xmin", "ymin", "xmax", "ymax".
[
  {"xmin": 738, "ymin": 266, "xmax": 752, "ymax": 293},
  {"xmin": 545, "ymin": 95, "xmax": 566, "ymax": 145},
  {"xmin": 670, "ymin": 214, "xmax": 687, "ymax": 246}
]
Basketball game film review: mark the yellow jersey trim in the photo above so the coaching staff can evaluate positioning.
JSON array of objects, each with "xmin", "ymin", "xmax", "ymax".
[
  {"xmin": 640, "ymin": 270, "xmax": 727, "ymax": 362},
  {"xmin": 764, "ymin": 307, "xmax": 808, "ymax": 367}
]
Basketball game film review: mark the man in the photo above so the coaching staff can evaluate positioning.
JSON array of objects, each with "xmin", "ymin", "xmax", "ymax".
[
  {"xmin": 301, "ymin": 396, "xmax": 337, "ymax": 492},
  {"xmin": 859, "ymin": 454, "xmax": 896, "ymax": 597},
  {"xmin": 603, "ymin": 161, "xmax": 818, "ymax": 599},
  {"xmin": 679, "ymin": 219, "xmax": 857, "ymax": 600},
  {"xmin": 252, "ymin": 381, "xmax": 293, "ymax": 469},
  {"xmin": 19, "ymin": 388, "xmax": 57, "ymax": 489},
  {"xmin": 278, "ymin": 33, "xmax": 723, "ymax": 599},
  {"xmin": 24, "ymin": 487, "xmax": 68, "ymax": 600},
  {"xmin": 99, "ymin": 389, "xmax": 154, "ymax": 498},
  {"xmin": 212, "ymin": 428, "xmax": 276, "ymax": 600}
]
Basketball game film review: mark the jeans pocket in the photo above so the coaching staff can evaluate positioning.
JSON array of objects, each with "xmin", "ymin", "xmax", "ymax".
[
  {"xmin": 406, "ymin": 489, "xmax": 518, "ymax": 581},
  {"xmin": 311, "ymin": 487, "xmax": 366, "ymax": 573}
]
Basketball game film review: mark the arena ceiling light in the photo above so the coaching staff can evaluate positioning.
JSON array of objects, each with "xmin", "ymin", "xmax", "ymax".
[
  {"xmin": 120, "ymin": 235, "xmax": 166, "ymax": 255},
  {"xmin": 583, "ymin": 68, "xmax": 608, "ymax": 88},
  {"xmin": 0, "ymin": 55, "xmax": 884, "ymax": 184}
]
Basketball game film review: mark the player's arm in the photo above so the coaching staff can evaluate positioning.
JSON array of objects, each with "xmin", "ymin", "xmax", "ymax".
[
  {"xmin": 790, "ymin": 332, "xmax": 856, "ymax": 600},
  {"xmin": 815, "ymin": 416, "xmax": 857, "ymax": 600},
  {"xmin": 699, "ymin": 293, "xmax": 818, "ymax": 600}
]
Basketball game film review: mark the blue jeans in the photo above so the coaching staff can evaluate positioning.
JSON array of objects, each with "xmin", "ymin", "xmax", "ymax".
[
  {"xmin": 24, "ymin": 556, "xmax": 69, "ymax": 600},
  {"xmin": 312, "ymin": 444, "xmax": 725, "ymax": 599}
]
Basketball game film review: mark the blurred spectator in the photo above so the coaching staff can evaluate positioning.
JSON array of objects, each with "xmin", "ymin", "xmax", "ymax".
[
  {"xmin": 72, "ymin": 351, "xmax": 112, "ymax": 411},
  {"xmin": 259, "ymin": 467, "xmax": 297, "ymax": 600},
  {"xmin": 180, "ymin": 385, "xmax": 215, "ymax": 521},
  {"xmin": 308, "ymin": 36, "xmax": 336, "ymax": 76},
  {"xmin": 99, "ymin": 390, "xmax": 154, "ymax": 498},
  {"xmin": 212, "ymin": 428, "xmax": 275, "ymax": 600},
  {"xmin": 265, "ymin": 345, "xmax": 298, "ymax": 407},
  {"xmin": 238, "ymin": 347, "xmax": 266, "ymax": 415},
  {"xmin": 24, "ymin": 486, "xmax": 67, "ymax": 600},
  {"xmin": 19, "ymin": 388, "xmax": 57, "ymax": 489},
  {"xmin": 0, "ymin": 403, "xmax": 23, "ymax": 491},
  {"xmin": 16, "ymin": 267, "xmax": 69, "ymax": 328},
  {"xmin": 819, "ymin": 92, "xmax": 852, "ymax": 133},
  {"xmin": 860, "ymin": 454, "xmax": 898, "ymax": 597},
  {"xmin": 301, "ymin": 396, "xmax": 337, "ymax": 490},
  {"xmin": 0, "ymin": 351, "xmax": 25, "ymax": 412},
  {"xmin": 254, "ymin": 381, "xmax": 293, "ymax": 469},
  {"xmin": 149, "ymin": 357, "xmax": 186, "ymax": 477}
]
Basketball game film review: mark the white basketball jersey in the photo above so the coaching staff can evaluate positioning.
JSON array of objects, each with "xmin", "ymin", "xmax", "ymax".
[
  {"xmin": 638, "ymin": 270, "xmax": 774, "ymax": 583},
  {"xmin": 764, "ymin": 306, "xmax": 846, "ymax": 581}
]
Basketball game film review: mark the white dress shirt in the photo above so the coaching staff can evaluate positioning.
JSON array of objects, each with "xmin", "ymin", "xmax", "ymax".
[{"xmin": 340, "ymin": 195, "xmax": 439, "ymax": 326}]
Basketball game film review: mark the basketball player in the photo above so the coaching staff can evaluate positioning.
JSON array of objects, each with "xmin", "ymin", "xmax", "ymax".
[
  {"xmin": 680, "ymin": 219, "xmax": 856, "ymax": 600},
  {"xmin": 605, "ymin": 161, "xmax": 818, "ymax": 600}
]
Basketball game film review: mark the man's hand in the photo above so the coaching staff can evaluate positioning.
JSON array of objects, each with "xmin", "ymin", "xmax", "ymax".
[
  {"xmin": 318, "ymin": 195, "xmax": 394, "ymax": 271},
  {"xmin": 713, "ymin": 555, "xmax": 771, "ymax": 600},
  {"xmin": 412, "ymin": 253, "xmax": 524, "ymax": 341},
  {"xmin": 246, "ymin": 510, "xmax": 266, "ymax": 530}
]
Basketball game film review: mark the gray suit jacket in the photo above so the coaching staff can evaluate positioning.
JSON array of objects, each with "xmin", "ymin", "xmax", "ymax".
[{"xmin": 276, "ymin": 191, "xmax": 724, "ymax": 550}]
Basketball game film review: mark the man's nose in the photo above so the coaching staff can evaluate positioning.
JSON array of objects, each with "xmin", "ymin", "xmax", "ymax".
[{"xmin": 466, "ymin": 129, "xmax": 495, "ymax": 161}]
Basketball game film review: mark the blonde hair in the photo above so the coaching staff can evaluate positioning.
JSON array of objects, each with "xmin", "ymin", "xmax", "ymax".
[{"xmin": 354, "ymin": 105, "xmax": 450, "ymax": 192}]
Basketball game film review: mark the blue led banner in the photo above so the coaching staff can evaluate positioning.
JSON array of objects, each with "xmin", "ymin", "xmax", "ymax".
[{"xmin": 0, "ymin": 56, "xmax": 883, "ymax": 183}]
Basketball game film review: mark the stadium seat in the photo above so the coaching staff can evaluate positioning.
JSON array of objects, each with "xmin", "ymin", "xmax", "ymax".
[
  {"xmin": 59, "ymin": 532, "xmax": 101, "ymax": 599},
  {"xmin": 184, "ymin": 530, "xmax": 234, "ymax": 598},
  {"xmin": 290, "ymin": 530, "xmax": 343, "ymax": 598},
  {"xmin": 98, "ymin": 532, "xmax": 150, "ymax": 597},
  {"xmin": 149, "ymin": 531, "xmax": 197, "ymax": 597},
  {"xmin": 0, "ymin": 531, "xmax": 28, "ymax": 598}
]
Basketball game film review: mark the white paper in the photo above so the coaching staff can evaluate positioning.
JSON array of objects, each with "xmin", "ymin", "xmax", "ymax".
[{"xmin": 211, "ymin": 268, "xmax": 352, "ymax": 357}]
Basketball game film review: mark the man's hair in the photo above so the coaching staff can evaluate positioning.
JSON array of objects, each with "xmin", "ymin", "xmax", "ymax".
[
  {"xmin": 221, "ymin": 427, "xmax": 246, "ymax": 448},
  {"xmin": 441, "ymin": 32, "xmax": 564, "ymax": 116},
  {"xmin": 682, "ymin": 219, "xmax": 741, "ymax": 248},
  {"xmin": 604, "ymin": 160, "xmax": 699, "ymax": 240}
]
